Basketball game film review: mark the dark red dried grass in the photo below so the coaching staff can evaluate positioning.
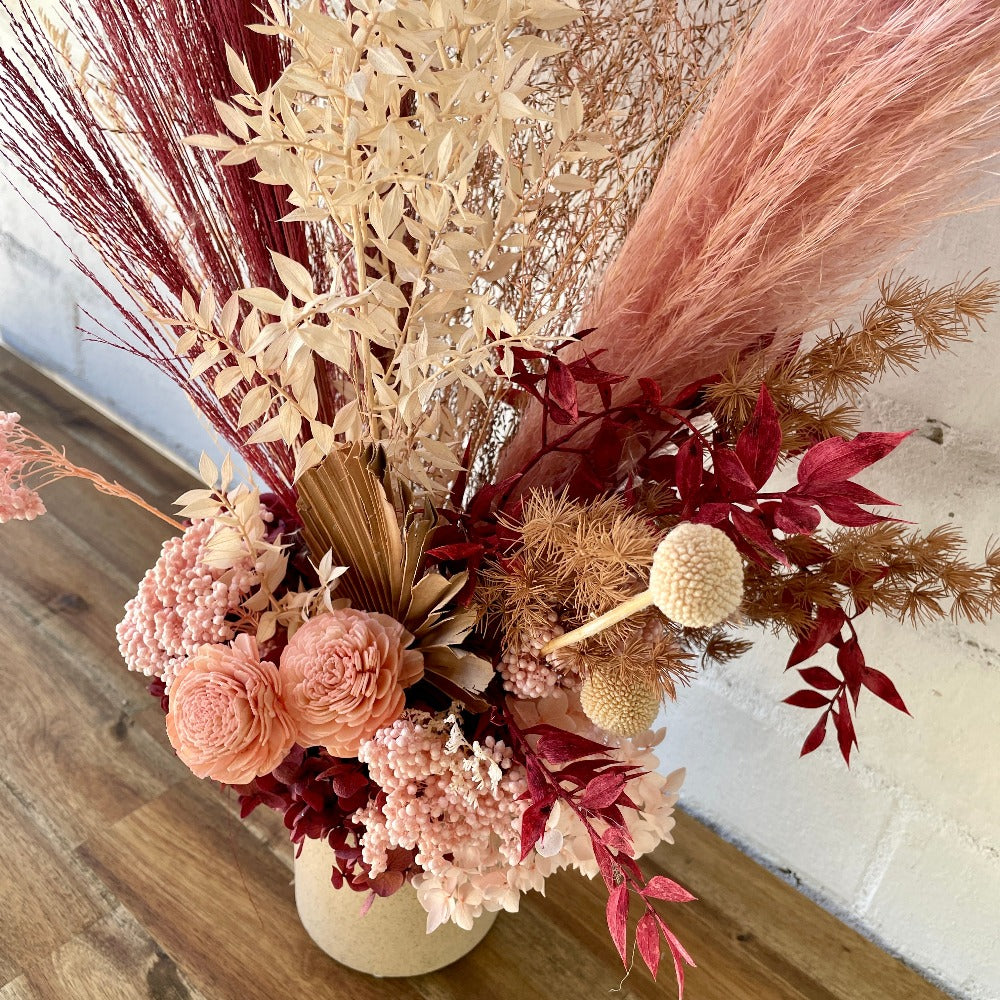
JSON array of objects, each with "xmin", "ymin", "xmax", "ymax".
[{"xmin": 0, "ymin": 0, "xmax": 345, "ymax": 504}]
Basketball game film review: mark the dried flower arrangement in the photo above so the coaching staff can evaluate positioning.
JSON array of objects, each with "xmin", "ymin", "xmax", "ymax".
[{"xmin": 3, "ymin": 0, "xmax": 1000, "ymax": 990}]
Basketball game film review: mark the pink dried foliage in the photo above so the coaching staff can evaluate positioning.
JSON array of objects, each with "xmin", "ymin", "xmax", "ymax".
[
  {"xmin": 165, "ymin": 634, "xmax": 296, "ymax": 784},
  {"xmin": 498, "ymin": 615, "xmax": 582, "ymax": 699},
  {"xmin": 278, "ymin": 609, "xmax": 424, "ymax": 757},
  {"xmin": 355, "ymin": 712, "xmax": 528, "ymax": 885},
  {"xmin": 500, "ymin": 0, "xmax": 1000, "ymax": 485},
  {"xmin": 0, "ymin": 412, "xmax": 46, "ymax": 523},
  {"xmin": 117, "ymin": 518, "xmax": 257, "ymax": 688}
]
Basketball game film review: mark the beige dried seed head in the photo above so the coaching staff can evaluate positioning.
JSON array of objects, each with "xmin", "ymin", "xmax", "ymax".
[
  {"xmin": 580, "ymin": 668, "xmax": 660, "ymax": 737},
  {"xmin": 648, "ymin": 523, "xmax": 744, "ymax": 628}
]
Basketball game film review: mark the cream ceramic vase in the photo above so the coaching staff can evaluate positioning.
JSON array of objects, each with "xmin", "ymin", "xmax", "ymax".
[{"xmin": 294, "ymin": 836, "xmax": 498, "ymax": 977}]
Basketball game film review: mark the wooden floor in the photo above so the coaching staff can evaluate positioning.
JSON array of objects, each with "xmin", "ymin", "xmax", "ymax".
[{"xmin": 0, "ymin": 346, "xmax": 950, "ymax": 1000}]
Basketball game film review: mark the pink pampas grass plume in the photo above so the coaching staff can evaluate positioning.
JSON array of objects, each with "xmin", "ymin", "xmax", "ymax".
[{"xmin": 499, "ymin": 0, "xmax": 1000, "ymax": 489}]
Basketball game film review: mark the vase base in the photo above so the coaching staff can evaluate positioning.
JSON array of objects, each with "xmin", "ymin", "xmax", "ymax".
[{"xmin": 294, "ymin": 837, "xmax": 497, "ymax": 977}]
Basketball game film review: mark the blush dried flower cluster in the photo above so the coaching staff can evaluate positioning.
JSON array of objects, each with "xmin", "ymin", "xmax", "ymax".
[{"xmin": 5, "ymin": 0, "xmax": 1000, "ymax": 992}]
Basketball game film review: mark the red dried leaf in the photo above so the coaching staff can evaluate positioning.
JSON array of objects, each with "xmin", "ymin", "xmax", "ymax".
[
  {"xmin": 546, "ymin": 358, "xmax": 578, "ymax": 423},
  {"xmin": 580, "ymin": 772, "xmax": 627, "ymax": 811},
  {"xmin": 638, "ymin": 377, "xmax": 662, "ymax": 405},
  {"xmin": 837, "ymin": 638, "xmax": 866, "ymax": 705},
  {"xmin": 813, "ymin": 494, "xmax": 895, "ymax": 528},
  {"xmin": 424, "ymin": 541, "xmax": 484, "ymax": 562},
  {"xmin": 606, "ymin": 884, "xmax": 630, "ymax": 964},
  {"xmin": 637, "ymin": 911, "xmax": 661, "ymax": 979},
  {"xmin": 807, "ymin": 480, "xmax": 895, "ymax": 508},
  {"xmin": 835, "ymin": 691, "xmax": 857, "ymax": 765},
  {"xmin": 797, "ymin": 431, "xmax": 912, "ymax": 488},
  {"xmin": 692, "ymin": 502, "xmax": 731, "ymax": 525},
  {"xmin": 519, "ymin": 803, "xmax": 549, "ymax": 861},
  {"xmin": 735, "ymin": 385, "xmax": 782, "ymax": 488},
  {"xmin": 675, "ymin": 437, "xmax": 703, "ymax": 504},
  {"xmin": 730, "ymin": 507, "xmax": 789, "ymax": 564},
  {"xmin": 642, "ymin": 875, "xmax": 696, "ymax": 903},
  {"xmin": 602, "ymin": 824, "xmax": 636, "ymax": 857},
  {"xmin": 861, "ymin": 666, "xmax": 910, "ymax": 714},
  {"xmin": 532, "ymin": 728, "xmax": 611, "ymax": 764},
  {"xmin": 787, "ymin": 607, "xmax": 846, "ymax": 667},
  {"xmin": 713, "ymin": 447, "xmax": 758, "ymax": 502},
  {"xmin": 784, "ymin": 689, "xmax": 832, "ymax": 709},
  {"xmin": 656, "ymin": 916, "xmax": 695, "ymax": 998},
  {"xmin": 773, "ymin": 497, "xmax": 821, "ymax": 534},
  {"xmin": 797, "ymin": 666, "xmax": 841, "ymax": 690},
  {"xmin": 800, "ymin": 715, "xmax": 828, "ymax": 756}
]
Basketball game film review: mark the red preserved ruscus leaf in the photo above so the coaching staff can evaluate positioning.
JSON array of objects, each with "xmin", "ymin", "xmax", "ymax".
[
  {"xmin": 531, "ymin": 727, "xmax": 611, "ymax": 764},
  {"xmin": 546, "ymin": 358, "xmax": 579, "ymax": 423},
  {"xmin": 784, "ymin": 689, "xmax": 832, "ymax": 709},
  {"xmin": 835, "ymin": 691, "xmax": 858, "ymax": 765},
  {"xmin": 797, "ymin": 666, "xmax": 841, "ymax": 690},
  {"xmin": 675, "ymin": 437, "xmax": 703, "ymax": 504},
  {"xmin": 797, "ymin": 430, "xmax": 912, "ymax": 489},
  {"xmin": 579, "ymin": 772, "xmax": 627, "ymax": 811},
  {"xmin": 713, "ymin": 447, "xmax": 758, "ymax": 502},
  {"xmin": 519, "ymin": 803, "xmax": 550, "ymax": 861},
  {"xmin": 861, "ymin": 665, "xmax": 910, "ymax": 714},
  {"xmin": 735, "ymin": 385, "xmax": 782, "ymax": 488},
  {"xmin": 772, "ymin": 496, "xmax": 821, "ymax": 534},
  {"xmin": 606, "ymin": 884, "xmax": 630, "ymax": 964},
  {"xmin": 800, "ymin": 715, "xmax": 828, "ymax": 756},
  {"xmin": 637, "ymin": 911, "xmax": 661, "ymax": 979},
  {"xmin": 642, "ymin": 875, "xmax": 696, "ymax": 903},
  {"xmin": 787, "ymin": 607, "xmax": 846, "ymax": 667},
  {"xmin": 729, "ymin": 507, "xmax": 789, "ymax": 564}
]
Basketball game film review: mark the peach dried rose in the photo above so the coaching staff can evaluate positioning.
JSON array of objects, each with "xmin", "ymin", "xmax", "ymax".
[
  {"xmin": 279, "ymin": 608, "xmax": 423, "ymax": 757},
  {"xmin": 166, "ymin": 634, "xmax": 295, "ymax": 784}
]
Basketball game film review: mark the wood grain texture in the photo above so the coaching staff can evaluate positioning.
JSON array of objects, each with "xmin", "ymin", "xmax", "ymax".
[{"xmin": 0, "ymin": 347, "xmax": 949, "ymax": 999}]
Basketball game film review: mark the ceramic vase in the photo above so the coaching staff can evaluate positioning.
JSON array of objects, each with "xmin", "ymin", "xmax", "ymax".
[{"xmin": 294, "ymin": 836, "xmax": 498, "ymax": 977}]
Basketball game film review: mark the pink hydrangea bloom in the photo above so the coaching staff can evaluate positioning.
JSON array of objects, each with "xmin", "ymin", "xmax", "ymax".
[
  {"xmin": 166, "ymin": 634, "xmax": 296, "ymax": 784},
  {"xmin": 278, "ymin": 608, "xmax": 423, "ymax": 757},
  {"xmin": 0, "ymin": 411, "xmax": 46, "ymax": 524},
  {"xmin": 116, "ymin": 519, "xmax": 257, "ymax": 689}
]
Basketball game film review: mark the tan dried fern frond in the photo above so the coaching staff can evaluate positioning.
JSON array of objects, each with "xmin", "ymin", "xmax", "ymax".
[{"xmin": 708, "ymin": 273, "xmax": 1000, "ymax": 451}]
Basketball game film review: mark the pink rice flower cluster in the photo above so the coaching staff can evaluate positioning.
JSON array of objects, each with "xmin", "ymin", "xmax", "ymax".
[
  {"xmin": 279, "ymin": 609, "xmax": 423, "ymax": 757},
  {"xmin": 355, "ymin": 710, "xmax": 530, "ymax": 930},
  {"xmin": 498, "ymin": 613, "xmax": 581, "ymax": 699},
  {"xmin": 116, "ymin": 518, "xmax": 257, "ymax": 689},
  {"xmin": 166, "ymin": 634, "xmax": 296, "ymax": 784},
  {"xmin": 0, "ymin": 411, "xmax": 46, "ymax": 523}
]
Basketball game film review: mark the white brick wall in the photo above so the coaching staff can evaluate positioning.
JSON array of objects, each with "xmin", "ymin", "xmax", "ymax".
[
  {"xmin": 0, "ymin": 173, "xmax": 218, "ymax": 472},
  {"xmin": 1, "ymin": 25, "xmax": 998, "ymax": 997}
]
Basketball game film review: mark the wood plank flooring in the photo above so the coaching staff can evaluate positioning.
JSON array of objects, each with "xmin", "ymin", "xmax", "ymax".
[{"xmin": 0, "ymin": 347, "xmax": 949, "ymax": 999}]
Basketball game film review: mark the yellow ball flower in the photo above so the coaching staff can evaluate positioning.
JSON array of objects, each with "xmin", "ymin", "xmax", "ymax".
[{"xmin": 580, "ymin": 668, "xmax": 660, "ymax": 737}]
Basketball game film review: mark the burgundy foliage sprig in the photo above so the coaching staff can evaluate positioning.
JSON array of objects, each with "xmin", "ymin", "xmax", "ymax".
[
  {"xmin": 784, "ymin": 607, "xmax": 910, "ymax": 764},
  {"xmin": 503, "ymin": 707, "xmax": 696, "ymax": 992},
  {"xmin": 233, "ymin": 745, "xmax": 412, "ymax": 895}
]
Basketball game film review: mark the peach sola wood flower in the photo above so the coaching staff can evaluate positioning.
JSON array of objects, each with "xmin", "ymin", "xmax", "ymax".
[
  {"xmin": 166, "ymin": 634, "xmax": 296, "ymax": 784},
  {"xmin": 279, "ymin": 607, "xmax": 424, "ymax": 757}
]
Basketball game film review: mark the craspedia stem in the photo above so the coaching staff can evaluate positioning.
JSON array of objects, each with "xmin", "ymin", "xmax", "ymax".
[{"xmin": 540, "ymin": 590, "xmax": 653, "ymax": 655}]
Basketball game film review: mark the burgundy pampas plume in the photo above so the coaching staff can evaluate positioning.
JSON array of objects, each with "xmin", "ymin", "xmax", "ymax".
[{"xmin": 499, "ymin": 0, "xmax": 1000, "ymax": 491}]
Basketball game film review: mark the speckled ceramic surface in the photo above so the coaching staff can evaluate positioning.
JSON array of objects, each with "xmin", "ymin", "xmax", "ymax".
[{"xmin": 294, "ymin": 836, "xmax": 498, "ymax": 977}]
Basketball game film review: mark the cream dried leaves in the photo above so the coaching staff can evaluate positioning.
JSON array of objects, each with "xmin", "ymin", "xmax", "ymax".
[{"xmin": 191, "ymin": 0, "xmax": 607, "ymax": 494}]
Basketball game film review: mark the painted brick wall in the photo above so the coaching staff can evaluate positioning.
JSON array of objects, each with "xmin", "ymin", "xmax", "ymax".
[{"xmin": 1, "ymin": 31, "xmax": 998, "ymax": 1000}]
